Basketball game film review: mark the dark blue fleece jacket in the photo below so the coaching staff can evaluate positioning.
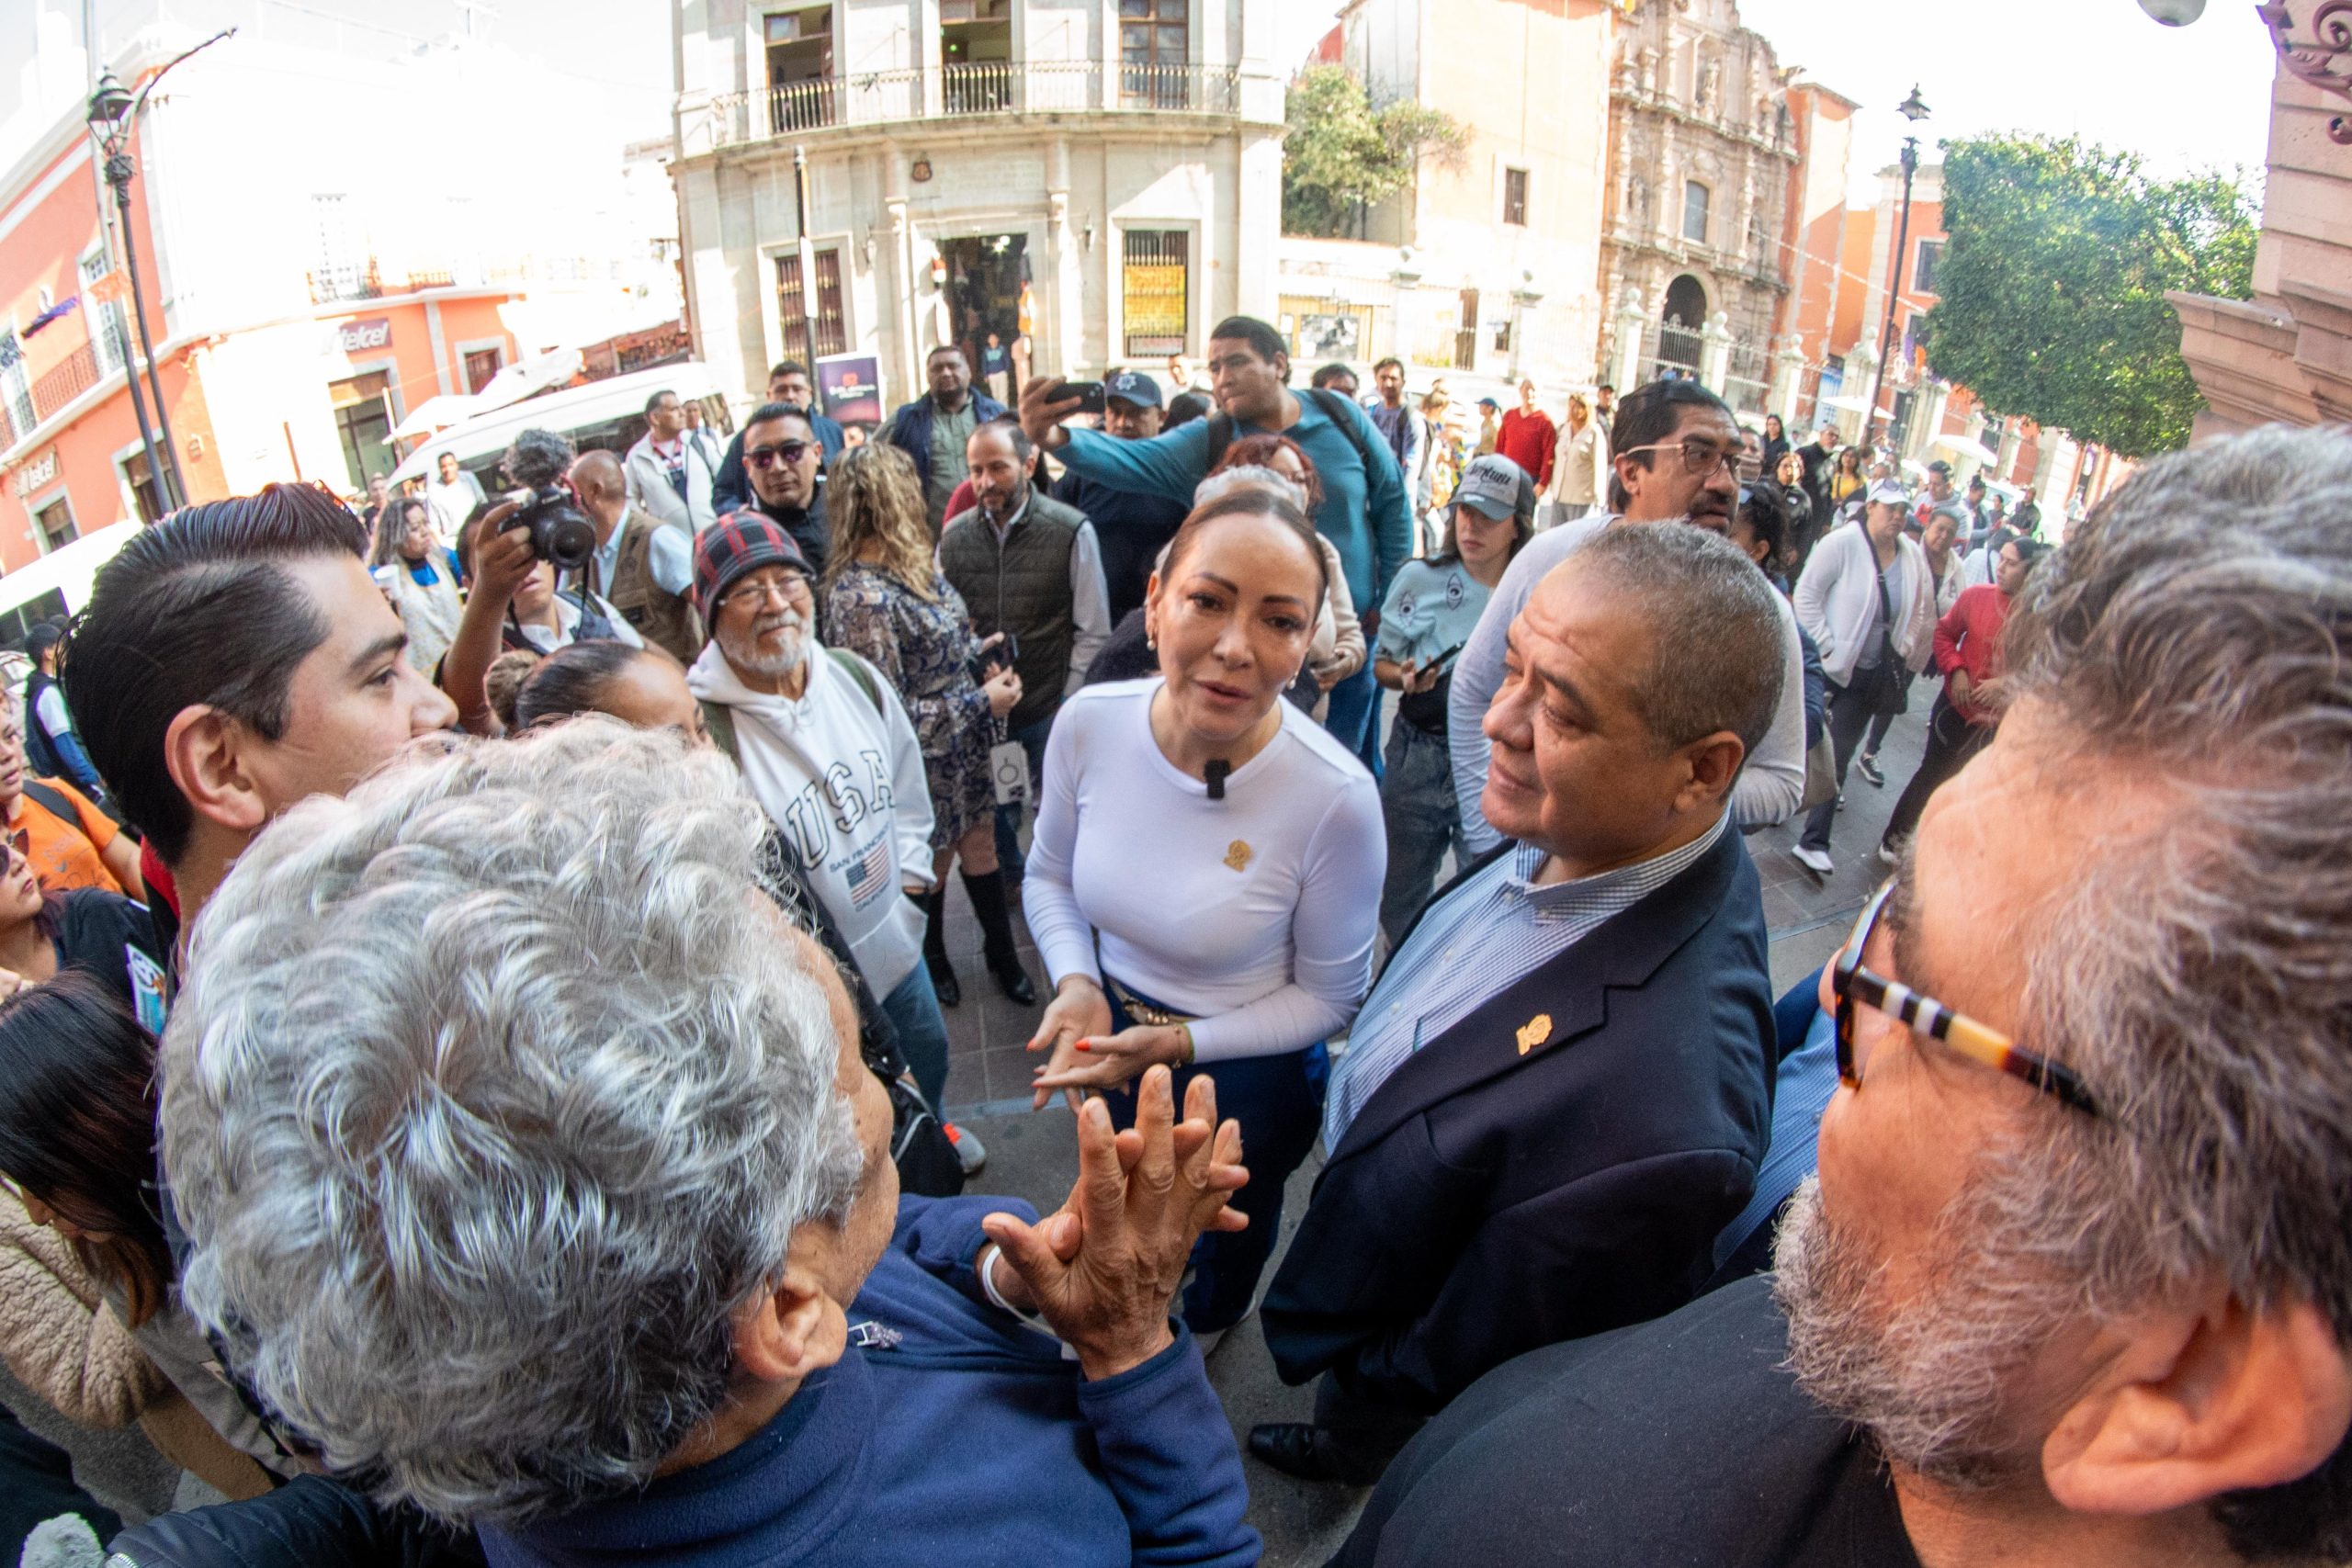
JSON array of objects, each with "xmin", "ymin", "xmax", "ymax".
[{"xmin": 482, "ymin": 1195, "xmax": 1259, "ymax": 1568}]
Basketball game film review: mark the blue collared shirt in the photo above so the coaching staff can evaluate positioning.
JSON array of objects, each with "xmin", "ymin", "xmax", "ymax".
[{"xmin": 1322, "ymin": 814, "xmax": 1729, "ymax": 1151}]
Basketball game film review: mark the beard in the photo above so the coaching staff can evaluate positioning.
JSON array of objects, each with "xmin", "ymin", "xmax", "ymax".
[
  {"xmin": 719, "ymin": 608, "xmax": 808, "ymax": 678},
  {"xmin": 1772, "ymin": 1174, "xmax": 2071, "ymax": 1491}
]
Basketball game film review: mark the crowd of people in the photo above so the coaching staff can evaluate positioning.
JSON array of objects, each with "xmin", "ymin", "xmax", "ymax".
[{"xmin": 0, "ymin": 314, "xmax": 2346, "ymax": 1568}]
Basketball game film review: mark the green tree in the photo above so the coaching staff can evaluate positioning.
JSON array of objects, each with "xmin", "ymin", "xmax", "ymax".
[
  {"xmin": 1282, "ymin": 65, "xmax": 1467, "ymax": 239},
  {"xmin": 1921, "ymin": 134, "xmax": 2257, "ymax": 458}
]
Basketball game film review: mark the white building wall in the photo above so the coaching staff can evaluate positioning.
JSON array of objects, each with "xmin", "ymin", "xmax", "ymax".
[{"xmin": 673, "ymin": 0, "xmax": 1283, "ymax": 414}]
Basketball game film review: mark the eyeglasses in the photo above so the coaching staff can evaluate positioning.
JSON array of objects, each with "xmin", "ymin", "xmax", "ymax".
[
  {"xmin": 717, "ymin": 572, "xmax": 807, "ymax": 611},
  {"xmin": 1832, "ymin": 880, "xmax": 2102, "ymax": 1118},
  {"xmin": 745, "ymin": 441, "xmax": 813, "ymax": 470},
  {"xmin": 1620, "ymin": 439, "xmax": 1738, "ymax": 479}
]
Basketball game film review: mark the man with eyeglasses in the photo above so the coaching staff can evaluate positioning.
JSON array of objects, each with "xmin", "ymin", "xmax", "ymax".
[
  {"xmin": 713, "ymin": 362, "xmax": 847, "ymax": 515},
  {"xmin": 1448, "ymin": 378, "xmax": 1811, "ymax": 852},
  {"xmin": 1332, "ymin": 425, "xmax": 2352, "ymax": 1568},
  {"xmin": 684, "ymin": 514, "xmax": 955, "ymax": 1113},
  {"xmin": 730, "ymin": 403, "xmax": 832, "ymax": 576}
]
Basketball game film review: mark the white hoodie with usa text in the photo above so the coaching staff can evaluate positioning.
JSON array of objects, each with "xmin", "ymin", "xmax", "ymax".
[{"xmin": 688, "ymin": 637, "xmax": 936, "ymax": 998}]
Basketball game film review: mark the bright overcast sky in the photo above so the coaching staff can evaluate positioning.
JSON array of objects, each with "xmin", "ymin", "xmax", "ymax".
[
  {"xmin": 1278, "ymin": 0, "xmax": 2278, "ymax": 201},
  {"xmin": 12, "ymin": 0, "xmax": 2279, "ymax": 203}
]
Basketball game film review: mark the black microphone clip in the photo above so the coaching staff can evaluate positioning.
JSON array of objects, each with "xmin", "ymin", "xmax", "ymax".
[{"xmin": 1204, "ymin": 760, "xmax": 1231, "ymax": 801}]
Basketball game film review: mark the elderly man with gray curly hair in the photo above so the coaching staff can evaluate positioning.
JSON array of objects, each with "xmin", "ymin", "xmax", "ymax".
[
  {"xmin": 129, "ymin": 720, "xmax": 1261, "ymax": 1568},
  {"xmin": 1335, "ymin": 424, "xmax": 2352, "ymax": 1568}
]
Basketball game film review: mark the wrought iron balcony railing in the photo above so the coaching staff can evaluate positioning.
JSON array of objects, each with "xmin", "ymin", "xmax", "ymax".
[{"xmin": 700, "ymin": 59, "xmax": 1243, "ymax": 149}]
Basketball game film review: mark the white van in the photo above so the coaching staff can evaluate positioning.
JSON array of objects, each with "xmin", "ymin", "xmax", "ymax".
[
  {"xmin": 0, "ymin": 521, "xmax": 145, "ymax": 654},
  {"xmin": 387, "ymin": 361, "xmax": 734, "ymax": 492}
]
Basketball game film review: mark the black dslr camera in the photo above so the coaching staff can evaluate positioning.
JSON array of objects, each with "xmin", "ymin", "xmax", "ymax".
[{"xmin": 499, "ymin": 428, "xmax": 598, "ymax": 571}]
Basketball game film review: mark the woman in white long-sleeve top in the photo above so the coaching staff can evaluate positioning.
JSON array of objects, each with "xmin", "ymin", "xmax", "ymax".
[{"xmin": 1023, "ymin": 488, "xmax": 1385, "ymax": 1336}]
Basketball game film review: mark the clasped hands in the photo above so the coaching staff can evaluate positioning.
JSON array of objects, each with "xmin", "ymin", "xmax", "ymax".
[
  {"xmin": 1027, "ymin": 975, "xmax": 1184, "ymax": 1111},
  {"xmin": 981, "ymin": 1066, "xmax": 1247, "ymax": 1380}
]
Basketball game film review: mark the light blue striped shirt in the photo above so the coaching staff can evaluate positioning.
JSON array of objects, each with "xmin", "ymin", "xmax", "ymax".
[{"xmin": 1322, "ymin": 813, "xmax": 1730, "ymax": 1151}]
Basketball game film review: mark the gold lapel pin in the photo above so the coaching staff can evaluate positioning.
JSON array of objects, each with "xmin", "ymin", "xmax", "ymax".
[
  {"xmin": 1515, "ymin": 1013, "xmax": 1554, "ymax": 1055},
  {"xmin": 1224, "ymin": 840, "xmax": 1253, "ymax": 873}
]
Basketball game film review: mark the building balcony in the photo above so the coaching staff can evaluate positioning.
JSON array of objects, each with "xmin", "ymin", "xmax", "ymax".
[
  {"xmin": 696, "ymin": 60, "xmax": 1244, "ymax": 152},
  {"xmin": 30, "ymin": 343, "xmax": 101, "ymax": 423}
]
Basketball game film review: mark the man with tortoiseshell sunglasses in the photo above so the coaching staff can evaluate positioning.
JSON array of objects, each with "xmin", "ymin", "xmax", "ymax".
[{"xmin": 1334, "ymin": 426, "xmax": 2352, "ymax": 1568}]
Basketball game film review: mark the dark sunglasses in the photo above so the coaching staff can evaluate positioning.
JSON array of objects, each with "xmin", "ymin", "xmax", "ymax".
[
  {"xmin": 746, "ymin": 441, "xmax": 814, "ymax": 470},
  {"xmin": 1832, "ymin": 880, "xmax": 2102, "ymax": 1118}
]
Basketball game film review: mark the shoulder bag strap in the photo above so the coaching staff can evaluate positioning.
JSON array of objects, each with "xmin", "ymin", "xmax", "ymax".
[
  {"xmin": 825, "ymin": 647, "xmax": 884, "ymax": 715},
  {"xmin": 19, "ymin": 777, "xmax": 78, "ymax": 827}
]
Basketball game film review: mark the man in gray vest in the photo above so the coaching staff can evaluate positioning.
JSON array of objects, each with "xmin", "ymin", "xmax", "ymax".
[
  {"xmin": 568, "ymin": 450, "xmax": 701, "ymax": 664},
  {"xmin": 938, "ymin": 416, "xmax": 1111, "ymax": 890}
]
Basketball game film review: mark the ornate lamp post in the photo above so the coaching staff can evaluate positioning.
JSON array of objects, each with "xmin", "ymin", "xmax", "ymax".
[
  {"xmin": 1864, "ymin": 85, "xmax": 1929, "ymax": 451},
  {"xmin": 85, "ymin": 29, "xmax": 233, "ymax": 513},
  {"xmin": 82, "ymin": 73, "xmax": 166, "ymax": 513}
]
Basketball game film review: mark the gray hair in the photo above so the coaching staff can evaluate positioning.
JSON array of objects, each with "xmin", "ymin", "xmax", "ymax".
[
  {"xmin": 1193, "ymin": 464, "xmax": 1307, "ymax": 512},
  {"xmin": 159, "ymin": 718, "xmax": 865, "ymax": 1526},
  {"xmin": 1555, "ymin": 523, "xmax": 1785, "ymax": 762},
  {"xmin": 1798, "ymin": 426, "xmax": 2352, "ymax": 1558},
  {"xmin": 503, "ymin": 426, "xmax": 576, "ymax": 491}
]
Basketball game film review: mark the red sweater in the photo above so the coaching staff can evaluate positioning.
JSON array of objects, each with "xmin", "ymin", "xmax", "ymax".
[
  {"xmin": 1496, "ymin": 409, "xmax": 1557, "ymax": 489},
  {"xmin": 1933, "ymin": 583, "xmax": 2011, "ymax": 725}
]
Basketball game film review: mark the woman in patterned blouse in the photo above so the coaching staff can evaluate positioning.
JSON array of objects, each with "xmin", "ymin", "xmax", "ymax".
[{"xmin": 822, "ymin": 443, "xmax": 1028, "ymax": 1010}]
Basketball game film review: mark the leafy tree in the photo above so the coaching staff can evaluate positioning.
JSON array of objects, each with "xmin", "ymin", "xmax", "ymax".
[
  {"xmin": 1282, "ymin": 65, "xmax": 1467, "ymax": 239},
  {"xmin": 1921, "ymin": 134, "xmax": 2257, "ymax": 458}
]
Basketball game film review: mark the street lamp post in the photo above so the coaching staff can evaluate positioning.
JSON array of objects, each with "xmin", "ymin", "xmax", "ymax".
[
  {"xmin": 85, "ymin": 30, "xmax": 234, "ymax": 514},
  {"xmin": 1865, "ymin": 85, "xmax": 1930, "ymax": 454},
  {"xmin": 81, "ymin": 74, "xmax": 166, "ymax": 515}
]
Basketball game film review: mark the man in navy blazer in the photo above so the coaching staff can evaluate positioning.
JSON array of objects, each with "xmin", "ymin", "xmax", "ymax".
[{"xmin": 1253, "ymin": 524, "xmax": 1784, "ymax": 1484}]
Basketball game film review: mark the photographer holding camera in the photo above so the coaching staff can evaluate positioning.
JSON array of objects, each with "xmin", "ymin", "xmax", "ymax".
[{"xmin": 442, "ymin": 430, "xmax": 641, "ymax": 734}]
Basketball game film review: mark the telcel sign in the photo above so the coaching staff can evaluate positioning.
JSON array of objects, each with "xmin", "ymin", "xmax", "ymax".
[{"xmin": 337, "ymin": 317, "xmax": 391, "ymax": 354}]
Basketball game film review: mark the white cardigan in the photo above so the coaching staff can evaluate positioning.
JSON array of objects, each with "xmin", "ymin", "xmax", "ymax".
[{"xmin": 1792, "ymin": 523, "xmax": 1936, "ymax": 688}]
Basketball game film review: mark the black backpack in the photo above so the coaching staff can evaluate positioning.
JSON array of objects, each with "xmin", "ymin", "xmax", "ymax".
[
  {"xmin": 21, "ymin": 670, "xmax": 65, "ymax": 780},
  {"xmin": 1204, "ymin": 386, "xmax": 1386, "ymax": 486}
]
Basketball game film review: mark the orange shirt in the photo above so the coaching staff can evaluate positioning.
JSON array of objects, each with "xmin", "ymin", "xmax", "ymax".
[{"xmin": 7, "ymin": 778, "xmax": 123, "ymax": 896}]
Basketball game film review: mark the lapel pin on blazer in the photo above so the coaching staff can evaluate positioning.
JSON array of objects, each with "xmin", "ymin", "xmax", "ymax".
[{"xmin": 1516, "ymin": 1012, "xmax": 1554, "ymax": 1055}]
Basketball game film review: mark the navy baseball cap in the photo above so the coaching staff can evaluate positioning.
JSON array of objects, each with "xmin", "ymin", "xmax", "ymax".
[{"xmin": 1105, "ymin": 370, "xmax": 1162, "ymax": 409}]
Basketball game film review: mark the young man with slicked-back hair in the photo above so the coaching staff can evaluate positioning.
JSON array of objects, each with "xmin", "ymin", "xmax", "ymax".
[{"xmin": 65, "ymin": 482, "xmax": 458, "ymax": 950}]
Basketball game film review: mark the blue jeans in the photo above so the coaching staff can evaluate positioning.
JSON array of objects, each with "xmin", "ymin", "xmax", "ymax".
[
  {"xmin": 1102, "ymin": 979, "xmax": 1328, "ymax": 1333},
  {"xmin": 992, "ymin": 713, "xmax": 1055, "ymax": 882},
  {"xmin": 1378, "ymin": 720, "xmax": 1464, "ymax": 945},
  {"xmin": 881, "ymin": 962, "xmax": 953, "ymax": 1112},
  {"xmin": 1322, "ymin": 663, "xmax": 1378, "ymax": 764}
]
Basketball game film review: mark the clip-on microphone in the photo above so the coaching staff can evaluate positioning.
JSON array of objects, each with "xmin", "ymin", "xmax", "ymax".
[{"xmin": 1204, "ymin": 760, "xmax": 1232, "ymax": 801}]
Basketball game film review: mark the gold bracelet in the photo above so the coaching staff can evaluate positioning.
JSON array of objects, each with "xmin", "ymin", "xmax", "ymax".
[{"xmin": 1175, "ymin": 1023, "xmax": 1195, "ymax": 1068}]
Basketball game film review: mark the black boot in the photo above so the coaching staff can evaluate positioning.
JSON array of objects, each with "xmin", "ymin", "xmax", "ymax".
[
  {"xmin": 922, "ymin": 888, "xmax": 959, "ymax": 1008},
  {"xmin": 1247, "ymin": 1423, "xmax": 1385, "ymax": 1486},
  {"xmin": 961, "ymin": 868, "xmax": 1036, "ymax": 1006}
]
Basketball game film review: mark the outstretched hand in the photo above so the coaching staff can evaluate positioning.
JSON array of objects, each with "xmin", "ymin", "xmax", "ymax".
[
  {"xmin": 1017, "ymin": 376, "xmax": 1088, "ymax": 455},
  {"xmin": 981, "ymin": 1066, "xmax": 1247, "ymax": 1380}
]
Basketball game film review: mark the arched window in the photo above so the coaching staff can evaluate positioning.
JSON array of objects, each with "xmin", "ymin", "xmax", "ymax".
[{"xmin": 1682, "ymin": 180, "xmax": 1711, "ymax": 244}]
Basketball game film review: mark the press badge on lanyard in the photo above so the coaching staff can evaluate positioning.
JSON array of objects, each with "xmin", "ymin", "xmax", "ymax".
[
  {"xmin": 127, "ymin": 945, "xmax": 170, "ymax": 1033},
  {"xmin": 989, "ymin": 741, "xmax": 1030, "ymax": 807}
]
